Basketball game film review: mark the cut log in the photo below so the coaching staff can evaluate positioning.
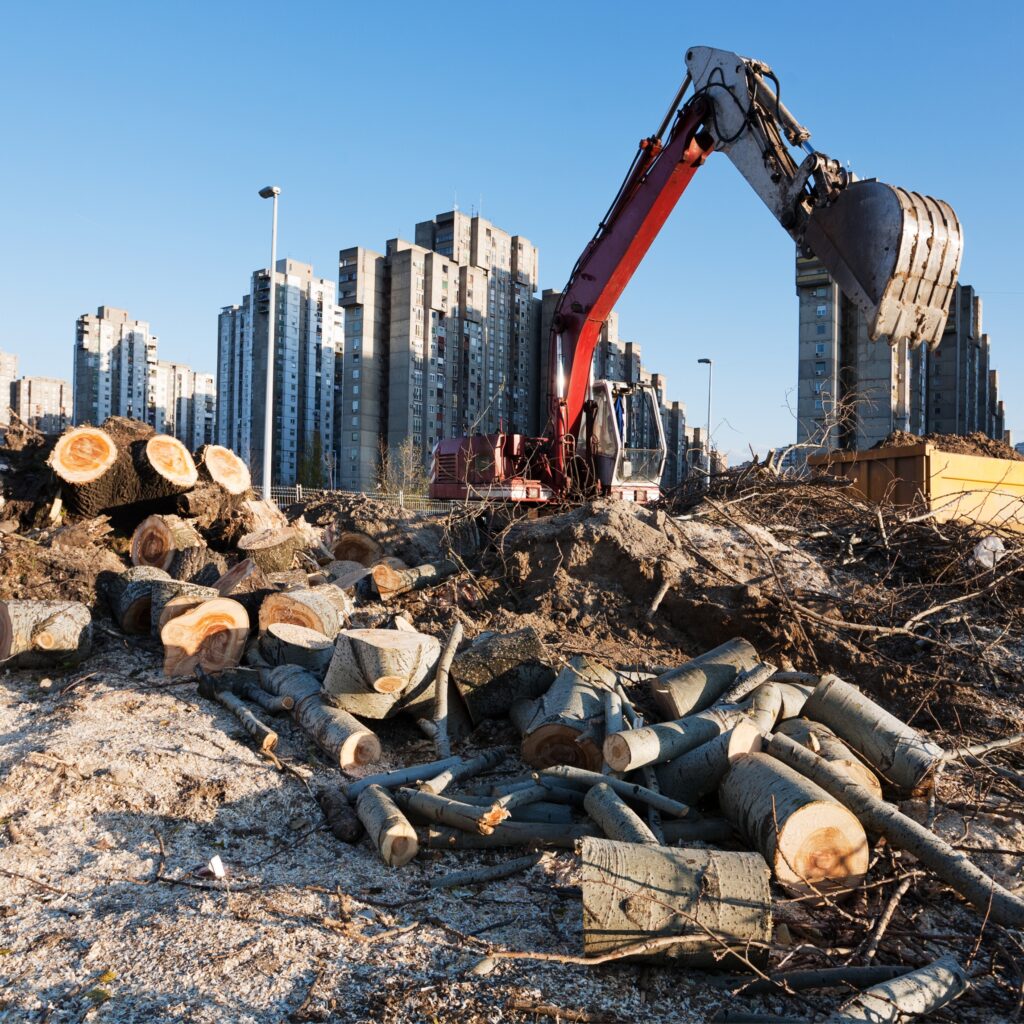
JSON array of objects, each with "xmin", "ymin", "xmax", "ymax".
[
  {"xmin": 650, "ymin": 638, "xmax": 761, "ymax": 719},
  {"xmin": 602, "ymin": 688, "xmax": 624, "ymax": 747},
  {"xmin": 395, "ymin": 788, "xmax": 509, "ymax": 835},
  {"xmin": 449, "ymin": 627, "xmax": 554, "ymax": 724},
  {"xmin": 775, "ymin": 718, "xmax": 883, "ymax": 798},
  {"xmin": 767, "ymin": 732, "xmax": 1024, "ymax": 928},
  {"xmin": 0, "ymin": 600, "xmax": 92, "ymax": 668},
  {"xmin": 718, "ymin": 662, "xmax": 778, "ymax": 705},
  {"xmin": 149, "ymin": 580, "xmax": 219, "ymax": 637},
  {"xmin": 330, "ymin": 530, "xmax": 383, "ymax": 567},
  {"xmin": 518, "ymin": 656, "xmax": 615, "ymax": 772},
  {"xmin": 100, "ymin": 565, "xmax": 172, "ymax": 634},
  {"xmin": 195, "ymin": 443, "xmax": 251, "ymax": 495},
  {"xmin": 157, "ymin": 594, "xmax": 212, "ymax": 633},
  {"xmin": 538, "ymin": 766, "xmax": 690, "ymax": 819},
  {"xmin": 160, "ymin": 597, "xmax": 249, "ymax": 677},
  {"xmin": 258, "ymin": 587, "xmax": 349, "ymax": 639},
  {"xmin": 356, "ymin": 784, "xmax": 418, "ymax": 867},
  {"xmin": 214, "ymin": 557, "xmax": 270, "ymax": 598},
  {"xmin": 584, "ymin": 783, "xmax": 659, "ymax": 845},
  {"xmin": 316, "ymin": 784, "xmax": 364, "ymax": 844},
  {"xmin": 802, "ymin": 675, "xmax": 943, "ymax": 791},
  {"xmin": 660, "ymin": 817, "xmax": 736, "ymax": 845},
  {"xmin": 580, "ymin": 838, "xmax": 772, "ymax": 968},
  {"xmin": 46, "ymin": 425, "xmax": 124, "ymax": 517},
  {"xmin": 430, "ymin": 621, "xmax": 463, "ymax": 759},
  {"xmin": 427, "ymin": 822, "xmax": 598, "ymax": 850},
  {"xmin": 418, "ymin": 748, "xmax": 505, "ymax": 796},
  {"xmin": 370, "ymin": 558, "xmax": 459, "ymax": 601},
  {"xmin": 131, "ymin": 433, "xmax": 198, "ymax": 501},
  {"xmin": 344, "ymin": 756, "xmax": 463, "ymax": 801},
  {"xmin": 655, "ymin": 720, "xmax": 764, "ymax": 805},
  {"xmin": 130, "ymin": 514, "xmax": 205, "ymax": 573},
  {"xmin": 267, "ymin": 568, "xmax": 309, "ymax": 589},
  {"xmin": 204, "ymin": 666, "xmax": 293, "ymax": 713},
  {"xmin": 324, "ymin": 560, "xmax": 372, "ymax": 591},
  {"xmin": 237, "ymin": 525, "xmax": 308, "ymax": 574},
  {"xmin": 719, "ymin": 752, "xmax": 869, "ymax": 895},
  {"xmin": 260, "ymin": 622, "xmax": 334, "ymax": 676},
  {"xmin": 321, "ymin": 627, "xmax": 440, "ymax": 719},
  {"xmin": 200, "ymin": 496, "xmax": 286, "ymax": 549},
  {"xmin": 197, "ymin": 673, "xmax": 277, "ymax": 754}
]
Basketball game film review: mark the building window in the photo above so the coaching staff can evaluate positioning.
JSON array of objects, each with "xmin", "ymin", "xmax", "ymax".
[
  {"xmin": 815, "ymin": 343, "xmax": 826, "ymax": 355},
  {"xmin": 816, "ymin": 304, "xmax": 828, "ymax": 318},
  {"xmin": 815, "ymin": 286, "xmax": 828, "ymax": 297},
  {"xmin": 815, "ymin": 362, "xmax": 826, "ymax": 376},
  {"xmin": 814, "ymin": 399, "xmax": 823, "ymax": 410},
  {"xmin": 816, "ymin": 325, "xmax": 827, "ymax": 336}
]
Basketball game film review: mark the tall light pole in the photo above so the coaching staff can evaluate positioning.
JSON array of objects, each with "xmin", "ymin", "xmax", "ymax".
[
  {"xmin": 258, "ymin": 185, "xmax": 281, "ymax": 500},
  {"xmin": 698, "ymin": 358, "xmax": 713, "ymax": 477}
]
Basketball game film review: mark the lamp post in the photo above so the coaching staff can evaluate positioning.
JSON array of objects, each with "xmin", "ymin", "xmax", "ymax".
[
  {"xmin": 697, "ymin": 357, "xmax": 713, "ymax": 477},
  {"xmin": 258, "ymin": 185, "xmax": 281, "ymax": 500}
]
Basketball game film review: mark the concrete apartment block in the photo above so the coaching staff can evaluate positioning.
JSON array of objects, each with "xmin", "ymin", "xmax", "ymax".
[
  {"xmin": 0, "ymin": 350, "xmax": 17, "ymax": 427},
  {"xmin": 216, "ymin": 302, "xmax": 251, "ymax": 462},
  {"xmin": 150, "ymin": 361, "xmax": 216, "ymax": 449},
  {"xmin": 10, "ymin": 376, "xmax": 71, "ymax": 435}
]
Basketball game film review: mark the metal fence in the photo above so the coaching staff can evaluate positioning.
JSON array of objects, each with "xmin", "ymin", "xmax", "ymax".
[{"xmin": 269, "ymin": 485, "xmax": 456, "ymax": 515}]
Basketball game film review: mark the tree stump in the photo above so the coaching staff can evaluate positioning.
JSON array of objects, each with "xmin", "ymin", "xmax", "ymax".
[
  {"xmin": 195, "ymin": 443, "xmax": 251, "ymax": 495},
  {"xmin": 237, "ymin": 526, "xmax": 307, "ymax": 574},
  {"xmin": 149, "ymin": 580, "xmax": 219, "ymax": 637},
  {"xmin": 356, "ymin": 784, "xmax": 418, "ymax": 867},
  {"xmin": 131, "ymin": 434, "xmax": 198, "ymax": 502},
  {"xmin": 650, "ymin": 638, "xmax": 761, "ymax": 719},
  {"xmin": 260, "ymin": 622, "xmax": 334, "ymax": 676},
  {"xmin": 655, "ymin": 720, "xmax": 764, "ymax": 805},
  {"xmin": 100, "ymin": 565, "xmax": 172, "ymax": 634},
  {"xmin": 258, "ymin": 587, "xmax": 349, "ymax": 639},
  {"xmin": 581, "ymin": 837, "xmax": 772, "ymax": 968},
  {"xmin": 719, "ymin": 752, "xmax": 869, "ymax": 895},
  {"xmin": 330, "ymin": 530, "xmax": 383, "ymax": 567},
  {"xmin": 0, "ymin": 600, "xmax": 92, "ymax": 667},
  {"xmin": 159, "ymin": 597, "xmax": 249, "ymax": 677},
  {"xmin": 775, "ymin": 718, "xmax": 882, "ymax": 798}
]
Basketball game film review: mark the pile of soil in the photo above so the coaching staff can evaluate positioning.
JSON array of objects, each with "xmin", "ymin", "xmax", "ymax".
[{"xmin": 877, "ymin": 430, "xmax": 1024, "ymax": 461}]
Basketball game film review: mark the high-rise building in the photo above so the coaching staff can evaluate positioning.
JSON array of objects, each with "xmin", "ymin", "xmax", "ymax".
[
  {"xmin": 149, "ymin": 361, "xmax": 216, "ymax": 449},
  {"xmin": 190, "ymin": 372, "xmax": 216, "ymax": 451},
  {"xmin": 217, "ymin": 260, "xmax": 342, "ymax": 487},
  {"xmin": 0, "ymin": 351, "xmax": 17, "ymax": 427},
  {"xmin": 10, "ymin": 376, "xmax": 71, "ymax": 435},
  {"xmin": 73, "ymin": 306, "xmax": 157, "ymax": 425}
]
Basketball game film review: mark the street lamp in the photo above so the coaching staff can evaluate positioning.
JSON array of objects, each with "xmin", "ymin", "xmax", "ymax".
[
  {"xmin": 697, "ymin": 358, "xmax": 713, "ymax": 477},
  {"xmin": 258, "ymin": 185, "xmax": 281, "ymax": 500}
]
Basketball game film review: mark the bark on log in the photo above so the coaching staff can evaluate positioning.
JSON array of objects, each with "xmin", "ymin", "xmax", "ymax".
[
  {"xmin": 149, "ymin": 580, "xmax": 219, "ymax": 637},
  {"xmin": 538, "ymin": 766, "xmax": 690, "ymax": 819},
  {"xmin": 510, "ymin": 802, "xmax": 573, "ymax": 825},
  {"xmin": 160, "ymin": 597, "xmax": 249, "ymax": 677},
  {"xmin": 418, "ymin": 748, "xmax": 505, "ymax": 795},
  {"xmin": 580, "ymin": 837, "xmax": 772, "ymax": 968},
  {"xmin": 100, "ymin": 565, "xmax": 172, "ymax": 634},
  {"xmin": 214, "ymin": 557, "xmax": 271, "ymax": 597},
  {"xmin": 194, "ymin": 443, "xmax": 251, "ymax": 495},
  {"xmin": 197, "ymin": 673, "xmax": 277, "ymax": 753},
  {"xmin": 131, "ymin": 433, "xmax": 198, "ymax": 501},
  {"xmin": 429, "ymin": 853, "xmax": 542, "ymax": 890},
  {"xmin": 331, "ymin": 530, "xmax": 383, "ymax": 567},
  {"xmin": 803, "ymin": 675, "xmax": 943, "ymax": 790},
  {"xmin": 47, "ymin": 425, "xmax": 124, "ymax": 517},
  {"xmin": 130, "ymin": 514, "xmax": 205, "ymax": 575},
  {"xmin": 316, "ymin": 784, "xmax": 364, "ymax": 843},
  {"xmin": 519, "ymin": 656, "xmax": 616, "ymax": 771},
  {"xmin": 449, "ymin": 627, "xmax": 554, "ymax": 724},
  {"xmin": 767, "ymin": 732, "xmax": 1024, "ymax": 927},
  {"xmin": 823, "ymin": 954, "xmax": 968, "ymax": 1024},
  {"xmin": 655, "ymin": 721, "xmax": 763, "ymax": 806},
  {"xmin": 718, "ymin": 662, "xmax": 778, "ymax": 706},
  {"xmin": 206, "ymin": 666, "xmax": 293, "ymax": 713},
  {"xmin": 426, "ymin": 822, "xmax": 598, "ymax": 850},
  {"xmin": 775, "ymin": 718, "xmax": 882, "ymax": 798},
  {"xmin": 370, "ymin": 558, "xmax": 459, "ymax": 601},
  {"xmin": 260, "ymin": 622, "xmax": 334, "ymax": 676},
  {"xmin": 356, "ymin": 784, "xmax": 418, "ymax": 867},
  {"xmin": 584, "ymin": 783, "xmax": 660, "ymax": 845},
  {"xmin": 344, "ymin": 756, "xmax": 463, "ymax": 801},
  {"xmin": 660, "ymin": 818, "xmax": 737, "ymax": 845},
  {"xmin": 395, "ymin": 788, "xmax": 509, "ymax": 835},
  {"xmin": 650, "ymin": 638, "xmax": 761, "ymax": 719},
  {"xmin": 719, "ymin": 752, "xmax": 869, "ymax": 895},
  {"xmin": 0, "ymin": 600, "xmax": 92, "ymax": 667},
  {"xmin": 258, "ymin": 587, "xmax": 349, "ymax": 639},
  {"xmin": 236, "ymin": 526, "xmax": 308, "ymax": 574},
  {"xmin": 602, "ymin": 688, "xmax": 624, "ymax": 749},
  {"xmin": 430, "ymin": 620, "xmax": 463, "ymax": 759}
]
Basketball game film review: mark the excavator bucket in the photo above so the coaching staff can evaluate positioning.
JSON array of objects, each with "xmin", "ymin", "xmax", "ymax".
[{"xmin": 803, "ymin": 180, "xmax": 963, "ymax": 347}]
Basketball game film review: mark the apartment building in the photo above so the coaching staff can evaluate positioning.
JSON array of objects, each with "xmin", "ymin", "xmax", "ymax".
[
  {"xmin": 150, "ymin": 360, "xmax": 217, "ymax": 449},
  {"xmin": 73, "ymin": 306, "xmax": 157, "ymax": 425},
  {"xmin": 10, "ymin": 376, "xmax": 71, "ymax": 434},
  {"xmin": 0, "ymin": 351, "xmax": 17, "ymax": 427},
  {"xmin": 217, "ymin": 260, "xmax": 342, "ymax": 487}
]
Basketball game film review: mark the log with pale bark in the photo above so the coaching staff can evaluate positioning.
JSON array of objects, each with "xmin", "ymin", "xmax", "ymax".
[
  {"xmin": 655, "ymin": 720, "xmax": 763, "ymax": 805},
  {"xmin": 427, "ymin": 821, "xmax": 598, "ymax": 850},
  {"xmin": 258, "ymin": 587, "xmax": 349, "ymax": 639},
  {"xmin": 538, "ymin": 766, "xmax": 690, "ymax": 818},
  {"xmin": 260, "ymin": 622, "xmax": 334, "ymax": 676},
  {"xmin": 316, "ymin": 784, "xmax": 364, "ymax": 843},
  {"xmin": 803, "ymin": 674, "xmax": 943, "ymax": 791},
  {"xmin": 0, "ymin": 600, "xmax": 92, "ymax": 667},
  {"xmin": 195, "ymin": 496, "xmax": 286, "ymax": 549},
  {"xmin": 584, "ymin": 783, "xmax": 659, "ymax": 845},
  {"xmin": 356, "ymin": 784, "xmax": 418, "ymax": 867},
  {"xmin": 775, "ymin": 718, "xmax": 882, "ymax": 798},
  {"xmin": 204, "ymin": 666, "xmax": 293, "ymax": 713},
  {"xmin": 580, "ymin": 837, "xmax": 772, "ymax": 968},
  {"xmin": 717, "ymin": 662, "xmax": 778, "ymax": 705},
  {"xmin": 418, "ymin": 748, "xmax": 505, "ymax": 795},
  {"xmin": 344, "ymin": 756, "xmax": 462, "ymax": 801},
  {"xmin": 194, "ymin": 443, "xmax": 251, "ymax": 494},
  {"xmin": 719, "ymin": 752, "xmax": 869, "ymax": 895},
  {"xmin": 100, "ymin": 565, "xmax": 172, "ymax": 635},
  {"xmin": 516, "ymin": 656, "xmax": 616, "ymax": 771},
  {"xmin": 160, "ymin": 597, "xmax": 250, "ymax": 677},
  {"xmin": 395, "ymin": 788, "xmax": 509, "ymax": 835},
  {"xmin": 197, "ymin": 672, "xmax": 277, "ymax": 754},
  {"xmin": 428, "ymin": 621, "xmax": 463, "ymax": 759},
  {"xmin": 149, "ymin": 580, "xmax": 219, "ymax": 637},
  {"xmin": 370, "ymin": 558, "xmax": 459, "ymax": 601},
  {"xmin": 237, "ymin": 525, "xmax": 308, "ymax": 574},
  {"xmin": 131, "ymin": 433, "xmax": 198, "ymax": 502},
  {"xmin": 649, "ymin": 637, "xmax": 761, "ymax": 719}
]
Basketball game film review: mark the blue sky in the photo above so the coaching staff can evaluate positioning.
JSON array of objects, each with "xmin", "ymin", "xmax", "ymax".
[{"xmin": 2, "ymin": 0, "xmax": 1020, "ymax": 460}]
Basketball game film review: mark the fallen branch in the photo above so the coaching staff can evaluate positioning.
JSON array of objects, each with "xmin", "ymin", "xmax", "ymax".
[
  {"xmin": 430, "ymin": 620, "xmax": 463, "ymax": 759},
  {"xmin": 429, "ymin": 852, "xmax": 542, "ymax": 890}
]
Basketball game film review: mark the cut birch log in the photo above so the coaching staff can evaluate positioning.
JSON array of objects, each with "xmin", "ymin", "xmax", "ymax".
[
  {"xmin": 149, "ymin": 580, "xmax": 219, "ymax": 637},
  {"xmin": 430, "ymin": 621, "xmax": 463, "ymax": 759},
  {"xmin": 718, "ymin": 662, "xmax": 778, "ymax": 706},
  {"xmin": 203, "ymin": 666, "xmax": 293, "ymax": 713},
  {"xmin": 802, "ymin": 674, "xmax": 944, "ymax": 790},
  {"xmin": 602, "ymin": 688, "xmax": 624, "ymax": 748},
  {"xmin": 316, "ymin": 784, "xmax": 364, "ymax": 843},
  {"xmin": 580, "ymin": 837, "xmax": 772, "ymax": 968},
  {"xmin": 237, "ymin": 525, "xmax": 308, "ymax": 574},
  {"xmin": 322, "ymin": 627, "xmax": 440, "ymax": 719},
  {"xmin": 344, "ymin": 756, "xmax": 463, "ymax": 801},
  {"xmin": 159, "ymin": 597, "xmax": 249, "ymax": 677},
  {"xmin": 260, "ymin": 622, "xmax": 334, "ymax": 676},
  {"xmin": 584, "ymin": 783, "xmax": 659, "ymax": 845},
  {"xmin": 356, "ymin": 784, "xmax": 418, "ymax": 867},
  {"xmin": 194, "ymin": 443, "xmax": 251, "ymax": 495},
  {"xmin": 418, "ymin": 748, "xmax": 505, "ymax": 795},
  {"xmin": 429, "ymin": 853, "xmax": 542, "ymax": 890},
  {"xmin": 538, "ymin": 766, "xmax": 690, "ymax": 818},
  {"xmin": 100, "ymin": 565, "xmax": 172, "ymax": 635},
  {"xmin": 47, "ymin": 424, "xmax": 124, "ymax": 517},
  {"xmin": 258, "ymin": 587, "xmax": 349, "ymax": 639},
  {"xmin": 649, "ymin": 638, "xmax": 761, "ymax": 719},
  {"xmin": 131, "ymin": 433, "xmax": 198, "ymax": 501},
  {"xmin": 775, "ymin": 718, "xmax": 883, "ymax": 798},
  {"xmin": 823, "ymin": 954, "xmax": 968, "ymax": 1024},
  {"xmin": 449, "ymin": 627, "xmax": 554, "ymax": 724},
  {"xmin": 395, "ymin": 788, "xmax": 509, "ymax": 835},
  {"xmin": 331, "ymin": 530, "xmax": 383, "ymax": 567},
  {"xmin": 427, "ymin": 822, "xmax": 598, "ymax": 850},
  {"xmin": 519, "ymin": 656, "xmax": 616, "ymax": 771},
  {"xmin": 0, "ymin": 600, "xmax": 92, "ymax": 667},
  {"xmin": 660, "ymin": 817, "xmax": 736, "ymax": 845},
  {"xmin": 719, "ymin": 752, "xmax": 869, "ymax": 895},
  {"xmin": 130, "ymin": 514, "xmax": 205, "ymax": 575},
  {"xmin": 655, "ymin": 720, "xmax": 763, "ymax": 805},
  {"xmin": 370, "ymin": 558, "xmax": 459, "ymax": 601},
  {"xmin": 767, "ymin": 732, "xmax": 1024, "ymax": 927},
  {"xmin": 197, "ymin": 673, "xmax": 277, "ymax": 754}
]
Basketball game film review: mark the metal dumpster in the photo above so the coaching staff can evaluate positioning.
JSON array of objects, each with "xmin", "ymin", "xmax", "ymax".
[{"xmin": 807, "ymin": 443, "xmax": 1024, "ymax": 532}]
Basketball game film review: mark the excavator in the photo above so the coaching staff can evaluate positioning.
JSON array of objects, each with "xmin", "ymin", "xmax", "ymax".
[{"xmin": 429, "ymin": 46, "xmax": 963, "ymax": 504}]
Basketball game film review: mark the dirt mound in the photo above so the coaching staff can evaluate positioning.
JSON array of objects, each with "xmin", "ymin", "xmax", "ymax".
[{"xmin": 877, "ymin": 430, "xmax": 1024, "ymax": 461}]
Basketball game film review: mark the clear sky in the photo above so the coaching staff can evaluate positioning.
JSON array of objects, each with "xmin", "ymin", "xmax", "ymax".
[{"xmin": 2, "ymin": 0, "xmax": 1020, "ymax": 461}]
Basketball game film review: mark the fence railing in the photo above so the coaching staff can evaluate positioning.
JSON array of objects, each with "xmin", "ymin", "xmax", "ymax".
[{"xmin": 270, "ymin": 485, "xmax": 456, "ymax": 515}]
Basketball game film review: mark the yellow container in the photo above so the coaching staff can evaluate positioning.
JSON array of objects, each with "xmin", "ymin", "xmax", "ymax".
[{"xmin": 807, "ymin": 443, "xmax": 1024, "ymax": 532}]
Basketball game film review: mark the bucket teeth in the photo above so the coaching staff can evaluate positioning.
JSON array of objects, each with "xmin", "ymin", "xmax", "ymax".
[{"xmin": 803, "ymin": 180, "xmax": 963, "ymax": 348}]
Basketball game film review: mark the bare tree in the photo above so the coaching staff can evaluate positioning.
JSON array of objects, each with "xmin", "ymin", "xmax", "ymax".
[{"xmin": 377, "ymin": 437, "xmax": 429, "ymax": 496}]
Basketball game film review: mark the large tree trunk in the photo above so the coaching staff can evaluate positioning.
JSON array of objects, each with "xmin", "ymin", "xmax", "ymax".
[
  {"xmin": 775, "ymin": 718, "xmax": 882, "ymax": 798},
  {"xmin": 237, "ymin": 525, "xmax": 308, "ymax": 574},
  {"xmin": 649, "ymin": 638, "xmax": 761, "ymax": 719},
  {"xmin": 370, "ymin": 558, "xmax": 459, "ymax": 601},
  {"xmin": 260, "ymin": 622, "xmax": 334, "ymax": 676},
  {"xmin": 580, "ymin": 837, "xmax": 772, "ymax": 968},
  {"xmin": 47, "ymin": 425, "xmax": 126, "ymax": 517},
  {"xmin": 516, "ymin": 656, "xmax": 615, "ymax": 772},
  {"xmin": 0, "ymin": 600, "xmax": 92, "ymax": 667},
  {"xmin": 584, "ymin": 783, "xmax": 659, "ymax": 845},
  {"xmin": 131, "ymin": 434, "xmax": 198, "ymax": 502},
  {"xmin": 655, "ymin": 720, "xmax": 763, "ymax": 805},
  {"xmin": 194, "ymin": 443, "xmax": 251, "ymax": 495},
  {"xmin": 100, "ymin": 565, "xmax": 172, "ymax": 634},
  {"xmin": 356, "ymin": 784, "xmax": 418, "ymax": 867},
  {"xmin": 160, "ymin": 597, "xmax": 249, "ymax": 677},
  {"xmin": 719, "ymin": 752, "xmax": 869, "ymax": 895},
  {"xmin": 802, "ymin": 675, "xmax": 943, "ymax": 791},
  {"xmin": 258, "ymin": 587, "xmax": 349, "ymax": 639},
  {"xmin": 149, "ymin": 580, "xmax": 219, "ymax": 637}
]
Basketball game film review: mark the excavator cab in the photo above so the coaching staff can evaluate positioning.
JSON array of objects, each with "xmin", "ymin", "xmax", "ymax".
[{"xmin": 588, "ymin": 380, "xmax": 667, "ymax": 501}]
